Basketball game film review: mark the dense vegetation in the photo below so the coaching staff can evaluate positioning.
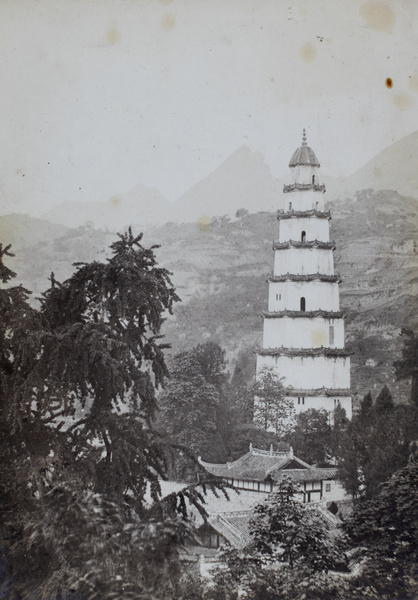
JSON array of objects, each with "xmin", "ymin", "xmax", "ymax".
[
  {"xmin": 1, "ymin": 230, "xmax": 417, "ymax": 599},
  {"xmin": 183, "ymin": 461, "xmax": 418, "ymax": 600},
  {"xmin": 0, "ymin": 233, "xmax": 222, "ymax": 599}
]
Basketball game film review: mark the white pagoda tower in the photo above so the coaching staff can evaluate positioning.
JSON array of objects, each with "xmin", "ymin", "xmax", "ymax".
[{"xmin": 256, "ymin": 130, "xmax": 352, "ymax": 419}]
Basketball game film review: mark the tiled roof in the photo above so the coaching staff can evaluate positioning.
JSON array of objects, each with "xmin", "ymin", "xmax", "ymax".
[
  {"xmin": 269, "ymin": 467, "xmax": 338, "ymax": 482},
  {"xmin": 199, "ymin": 447, "xmax": 338, "ymax": 485},
  {"xmin": 199, "ymin": 448, "xmax": 314, "ymax": 481},
  {"xmin": 199, "ymin": 448, "xmax": 310, "ymax": 480},
  {"xmin": 208, "ymin": 511, "xmax": 253, "ymax": 550}
]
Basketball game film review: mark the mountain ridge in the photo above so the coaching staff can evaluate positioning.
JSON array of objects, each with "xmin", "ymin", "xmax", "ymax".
[{"xmin": 36, "ymin": 132, "xmax": 418, "ymax": 230}]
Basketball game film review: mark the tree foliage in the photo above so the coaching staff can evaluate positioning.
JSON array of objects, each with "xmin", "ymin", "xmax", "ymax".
[
  {"xmin": 252, "ymin": 367, "xmax": 294, "ymax": 435},
  {"xmin": 159, "ymin": 342, "xmax": 228, "ymax": 478},
  {"xmin": 338, "ymin": 387, "xmax": 415, "ymax": 499},
  {"xmin": 0, "ymin": 232, "xmax": 224, "ymax": 599},
  {"xmin": 205, "ymin": 478, "xmax": 349, "ymax": 600},
  {"xmin": 394, "ymin": 328, "xmax": 418, "ymax": 407},
  {"xmin": 344, "ymin": 458, "xmax": 418, "ymax": 599},
  {"xmin": 249, "ymin": 477, "xmax": 345, "ymax": 572},
  {"xmin": 287, "ymin": 408, "xmax": 333, "ymax": 465}
]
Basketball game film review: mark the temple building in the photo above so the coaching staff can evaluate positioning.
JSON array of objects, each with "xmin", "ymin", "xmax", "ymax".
[
  {"xmin": 256, "ymin": 131, "xmax": 352, "ymax": 419},
  {"xmin": 199, "ymin": 445, "xmax": 346, "ymax": 503}
]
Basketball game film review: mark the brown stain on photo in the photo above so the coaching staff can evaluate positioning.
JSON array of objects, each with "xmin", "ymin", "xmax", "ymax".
[
  {"xmin": 300, "ymin": 42, "xmax": 316, "ymax": 62},
  {"xmin": 111, "ymin": 196, "xmax": 121, "ymax": 207},
  {"xmin": 386, "ymin": 77, "xmax": 393, "ymax": 88},
  {"xmin": 106, "ymin": 26, "xmax": 121, "ymax": 45},
  {"xmin": 311, "ymin": 329, "xmax": 327, "ymax": 346},
  {"xmin": 359, "ymin": 2, "xmax": 395, "ymax": 33},
  {"xmin": 162, "ymin": 14, "xmax": 175, "ymax": 31},
  {"xmin": 197, "ymin": 215, "xmax": 211, "ymax": 232}
]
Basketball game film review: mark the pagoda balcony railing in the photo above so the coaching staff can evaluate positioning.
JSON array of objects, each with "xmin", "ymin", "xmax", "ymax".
[
  {"xmin": 256, "ymin": 346, "xmax": 352, "ymax": 358},
  {"xmin": 261, "ymin": 309, "xmax": 344, "ymax": 319},
  {"xmin": 272, "ymin": 239, "xmax": 336, "ymax": 251},
  {"xmin": 277, "ymin": 209, "xmax": 331, "ymax": 220},
  {"xmin": 267, "ymin": 273, "xmax": 341, "ymax": 283},
  {"xmin": 283, "ymin": 183, "xmax": 326, "ymax": 193}
]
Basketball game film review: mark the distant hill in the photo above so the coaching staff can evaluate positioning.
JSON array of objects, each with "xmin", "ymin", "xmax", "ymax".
[
  {"xmin": 3, "ymin": 186, "xmax": 416, "ymax": 405},
  {"xmin": 171, "ymin": 146, "xmax": 285, "ymax": 221},
  {"xmin": 43, "ymin": 184, "xmax": 170, "ymax": 230},
  {"xmin": 38, "ymin": 132, "xmax": 418, "ymax": 230},
  {"xmin": 336, "ymin": 130, "xmax": 418, "ymax": 200}
]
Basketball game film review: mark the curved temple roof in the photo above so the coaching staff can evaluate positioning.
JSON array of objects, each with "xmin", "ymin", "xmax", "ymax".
[
  {"xmin": 289, "ymin": 129, "xmax": 320, "ymax": 168},
  {"xmin": 198, "ymin": 446, "xmax": 338, "ymax": 483}
]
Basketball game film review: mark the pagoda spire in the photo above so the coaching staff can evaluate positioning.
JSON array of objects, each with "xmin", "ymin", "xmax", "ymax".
[{"xmin": 302, "ymin": 128, "xmax": 307, "ymax": 146}]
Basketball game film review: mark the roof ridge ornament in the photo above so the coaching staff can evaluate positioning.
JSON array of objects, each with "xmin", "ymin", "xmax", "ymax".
[{"xmin": 302, "ymin": 128, "xmax": 307, "ymax": 146}]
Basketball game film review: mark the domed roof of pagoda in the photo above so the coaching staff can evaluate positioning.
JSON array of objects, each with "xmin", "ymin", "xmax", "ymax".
[{"xmin": 289, "ymin": 129, "xmax": 320, "ymax": 167}]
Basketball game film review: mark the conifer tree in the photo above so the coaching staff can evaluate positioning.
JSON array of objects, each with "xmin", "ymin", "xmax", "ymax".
[
  {"xmin": 1, "ymin": 232, "xmax": 223, "ymax": 598},
  {"xmin": 338, "ymin": 387, "xmax": 414, "ymax": 499},
  {"xmin": 344, "ymin": 458, "xmax": 418, "ymax": 599},
  {"xmin": 394, "ymin": 328, "xmax": 418, "ymax": 407},
  {"xmin": 8, "ymin": 229, "xmax": 181, "ymax": 509}
]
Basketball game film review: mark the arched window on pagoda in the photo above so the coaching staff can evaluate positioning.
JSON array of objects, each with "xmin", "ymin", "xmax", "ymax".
[
  {"xmin": 289, "ymin": 201, "xmax": 292, "ymax": 211},
  {"xmin": 301, "ymin": 231, "xmax": 306, "ymax": 242},
  {"xmin": 312, "ymin": 175, "xmax": 315, "ymax": 184},
  {"xmin": 300, "ymin": 297, "xmax": 306, "ymax": 311}
]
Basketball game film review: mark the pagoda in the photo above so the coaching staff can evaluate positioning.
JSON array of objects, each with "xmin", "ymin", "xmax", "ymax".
[{"xmin": 256, "ymin": 130, "xmax": 352, "ymax": 419}]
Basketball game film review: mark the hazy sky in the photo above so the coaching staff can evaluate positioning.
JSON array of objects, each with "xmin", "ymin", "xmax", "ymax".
[{"xmin": 0, "ymin": 0, "xmax": 417, "ymax": 215}]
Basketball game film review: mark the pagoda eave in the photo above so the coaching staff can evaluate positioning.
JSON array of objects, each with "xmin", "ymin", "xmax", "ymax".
[
  {"xmin": 272, "ymin": 240, "xmax": 336, "ymax": 251},
  {"xmin": 277, "ymin": 209, "xmax": 331, "ymax": 220},
  {"xmin": 267, "ymin": 273, "xmax": 341, "ymax": 283},
  {"xmin": 261, "ymin": 309, "xmax": 345, "ymax": 319},
  {"xmin": 256, "ymin": 346, "xmax": 353, "ymax": 358},
  {"xmin": 283, "ymin": 183, "xmax": 326, "ymax": 193}
]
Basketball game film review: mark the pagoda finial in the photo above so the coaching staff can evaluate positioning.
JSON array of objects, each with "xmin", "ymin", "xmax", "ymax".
[{"xmin": 302, "ymin": 128, "xmax": 307, "ymax": 146}]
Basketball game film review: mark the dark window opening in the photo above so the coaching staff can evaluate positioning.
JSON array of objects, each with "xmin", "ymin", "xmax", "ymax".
[
  {"xmin": 301, "ymin": 230, "xmax": 306, "ymax": 242},
  {"xmin": 312, "ymin": 175, "xmax": 315, "ymax": 184},
  {"xmin": 315, "ymin": 201, "xmax": 319, "ymax": 209},
  {"xmin": 289, "ymin": 201, "xmax": 292, "ymax": 211},
  {"xmin": 298, "ymin": 396, "xmax": 305, "ymax": 405},
  {"xmin": 300, "ymin": 297, "xmax": 306, "ymax": 311},
  {"xmin": 329, "ymin": 325, "xmax": 335, "ymax": 345}
]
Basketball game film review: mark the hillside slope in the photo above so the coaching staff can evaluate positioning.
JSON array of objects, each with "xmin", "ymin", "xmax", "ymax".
[{"xmin": 2, "ymin": 185, "xmax": 415, "ymax": 404}]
